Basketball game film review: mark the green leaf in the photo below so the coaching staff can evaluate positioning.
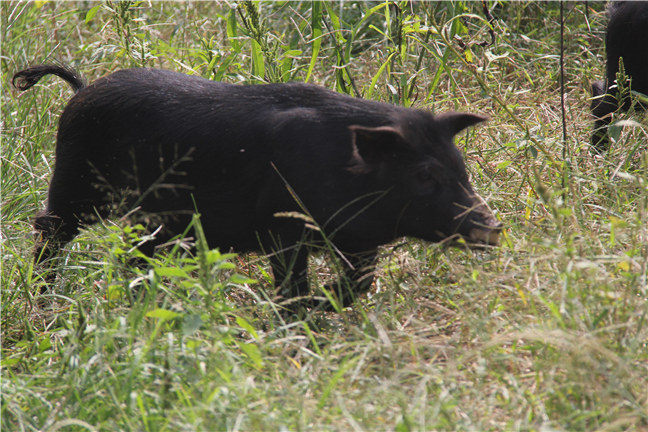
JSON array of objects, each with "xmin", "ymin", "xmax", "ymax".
[
  {"xmin": 464, "ymin": 48, "xmax": 473, "ymax": 63},
  {"xmin": 250, "ymin": 40, "xmax": 265, "ymax": 80},
  {"xmin": 324, "ymin": 2, "xmax": 341, "ymax": 32},
  {"xmin": 212, "ymin": 53, "xmax": 237, "ymax": 81},
  {"xmin": 366, "ymin": 52, "xmax": 396, "ymax": 100},
  {"xmin": 496, "ymin": 160, "xmax": 512, "ymax": 171},
  {"xmin": 85, "ymin": 5, "xmax": 100, "ymax": 24},
  {"xmin": 39, "ymin": 336, "xmax": 52, "ymax": 352},
  {"xmin": 146, "ymin": 308, "xmax": 181, "ymax": 322},
  {"xmin": 106, "ymin": 284, "xmax": 124, "ymax": 301},
  {"xmin": 155, "ymin": 267, "xmax": 189, "ymax": 278},
  {"xmin": 355, "ymin": 2, "xmax": 388, "ymax": 29},
  {"xmin": 229, "ymin": 273, "xmax": 256, "ymax": 285},
  {"xmin": 1, "ymin": 357, "xmax": 19, "ymax": 367},
  {"xmin": 305, "ymin": 1, "xmax": 323, "ymax": 83},
  {"xmin": 207, "ymin": 54, "xmax": 221, "ymax": 76},
  {"xmin": 236, "ymin": 316, "xmax": 259, "ymax": 340},
  {"xmin": 238, "ymin": 342, "xmax": 263, "ymax": 369},
  {"xmin": 226, "ymin": 9, "xmax": 240, "ymax": 51}
]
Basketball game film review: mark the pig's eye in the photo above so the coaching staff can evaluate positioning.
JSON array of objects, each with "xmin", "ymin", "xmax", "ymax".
[{"xmin": 415, "ymin": 170, "xmax": 435, "ymax": 185}]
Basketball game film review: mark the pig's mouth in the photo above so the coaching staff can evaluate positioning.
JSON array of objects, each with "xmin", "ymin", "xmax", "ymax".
[
  {"xmin": 438, "ymin": 220, "xmax": 502, "ymax": 249},
  {"xmin": 439, "ymin": 227, "xmax": 501, "ymax": 249},
  {"xmin": 466, "ymin": 226, "xmax": 501, "ymax": 247}
]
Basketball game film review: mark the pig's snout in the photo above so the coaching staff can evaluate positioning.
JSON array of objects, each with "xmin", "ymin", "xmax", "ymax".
[
  {"xmin": 461, "ymin": 193, "xmax": 502, "ymax": 246},
  {"xmin": 467, "ymin": 222, "xmax": 502, "ymax": 246}
]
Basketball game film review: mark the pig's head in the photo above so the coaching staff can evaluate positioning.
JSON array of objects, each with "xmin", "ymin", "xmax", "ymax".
[{"xmin": 348, "ymin": 111, "xmax": 501, "ymax": 247}]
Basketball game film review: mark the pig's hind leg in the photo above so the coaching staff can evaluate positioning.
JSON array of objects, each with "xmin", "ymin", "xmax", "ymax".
[{"xmin": 33, "ymin": 163, "xmax": 107, "ymax": 285}]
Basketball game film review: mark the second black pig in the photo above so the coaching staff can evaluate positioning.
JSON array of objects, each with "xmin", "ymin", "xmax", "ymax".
[{"xmin": 591, "ymin": 1, "xmax": 648, "ymax": 153}]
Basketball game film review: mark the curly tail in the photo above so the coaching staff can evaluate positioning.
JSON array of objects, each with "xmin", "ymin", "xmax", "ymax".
[{"xmin": 12, "ymin": 65, "xmax": 86, "ymax": 93}]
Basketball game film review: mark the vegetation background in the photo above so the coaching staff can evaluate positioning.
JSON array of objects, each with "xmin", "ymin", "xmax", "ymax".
[{"xmin": 1, "ymin": 1, "xmax": 647, "ymax": 430}]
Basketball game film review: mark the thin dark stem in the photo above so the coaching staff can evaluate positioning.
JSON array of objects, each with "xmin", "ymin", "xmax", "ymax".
[{"xmin": 560, "ymin": 1, "xmax": 569, "ymax": 200}]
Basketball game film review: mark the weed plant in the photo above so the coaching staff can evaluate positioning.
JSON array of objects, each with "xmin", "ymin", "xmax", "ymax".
[{"xmin": 1, "ymin": 2, "xmax": 647, "ymax": 430}]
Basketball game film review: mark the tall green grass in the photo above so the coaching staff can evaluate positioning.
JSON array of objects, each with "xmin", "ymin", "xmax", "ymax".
[{"xmin": 2, "ymin": 1, "xmax": 647, "ymax": 430}]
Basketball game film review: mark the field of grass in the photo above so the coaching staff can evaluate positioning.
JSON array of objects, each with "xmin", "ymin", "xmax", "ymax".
[{"xmin": 1, "ymin": 1, "xmax": 647, "ymax": 430}]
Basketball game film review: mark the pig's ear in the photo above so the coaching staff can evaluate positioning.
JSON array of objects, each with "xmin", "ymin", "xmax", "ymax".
[
  {"xmin": 436, "ymin": 112, "xmax": 488, "ymax": 136},
  {"xmin": 349, "ymin": 125, "xmax": 412, "ymax": 166}
]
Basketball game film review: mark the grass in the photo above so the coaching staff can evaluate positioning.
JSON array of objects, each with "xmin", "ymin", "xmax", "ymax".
[{"xmin": 1, "ymin": 1, "xmax": 647, "ymax": 430}]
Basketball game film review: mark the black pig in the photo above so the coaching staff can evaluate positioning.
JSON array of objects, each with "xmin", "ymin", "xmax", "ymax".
[
  {"xmin": 591, "ymin": 1, "xmax": 648, "ymax": 153},
  {"xmin": 13, "ymin": 65, "xmax": 501, "ymax": 310}
]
